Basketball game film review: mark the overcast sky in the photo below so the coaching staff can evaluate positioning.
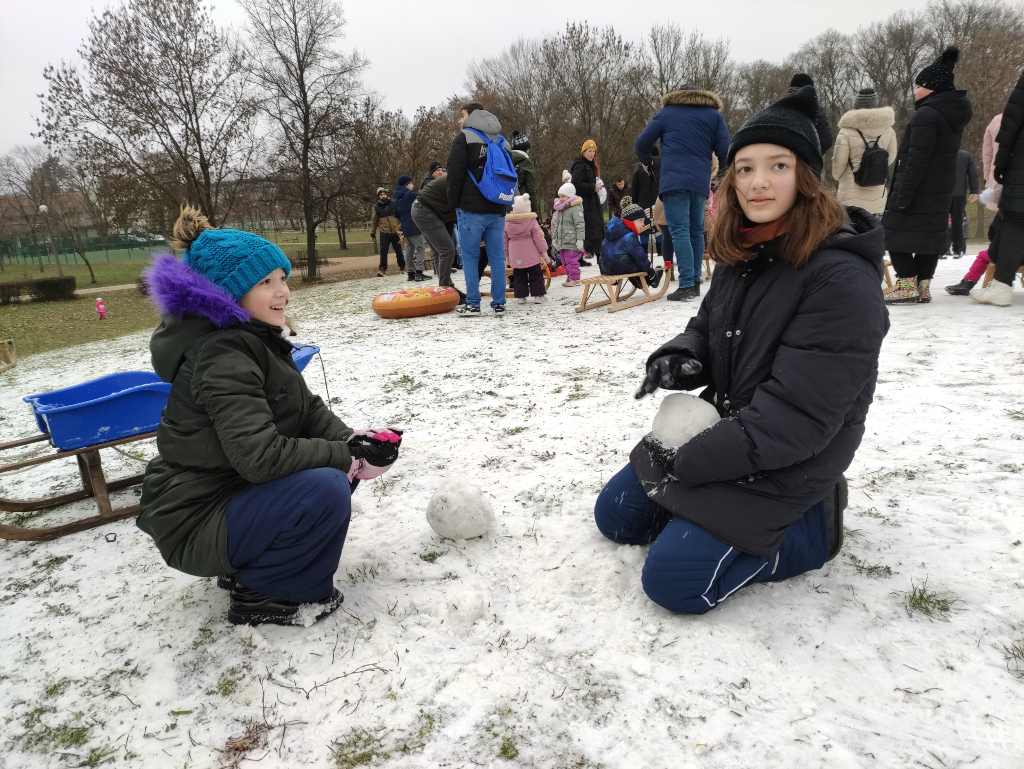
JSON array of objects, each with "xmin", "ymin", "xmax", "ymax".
[{"xmin": 0, "ymin": 0, "xmax": 937, "ymax": 154}]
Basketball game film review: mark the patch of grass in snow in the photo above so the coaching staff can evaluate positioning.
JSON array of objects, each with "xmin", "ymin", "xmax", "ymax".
[
  {"xmin": 10, "ymin": 706, "xmax": 92, "ymax": 753},
  {"xmin": 396, "ymin": 711, "xmax": 437, "ymax": 755},
  {"xmin": 499, "ymin": 735, "xmax": 519, "ymax": 759},
  {"xmin": 384, "ymin": 374, "xmax": 424, "ymax": 393},
  {"xmin": 847, "ymin": 553, "xmax": 893, "ymax": 577},
  {"xmin": 503, "ymin": 426, "xmax": 526, "ymax": 436},
  {"xmin": 481, "ymin": 456, "xmax": 504, "ymax": 469},
  {"xmin": 1006, "ymin": 409, "xmax": 1024, "ymax": 421},
  {"xmin": 899, "ymin": 579, "xmax": 959, "ymax": 619},
  {"xmin": 1002, "ymin": 641, "xmax": 1024, "ymax": 680},
  {"xmin": 419, "ymin": 551, "xmax": 443, "ymax": 563},
  {"xmin": 212, "ymin": 668, "xmax": 240, "ymax": 697},
  {"xmin": 347, "ymin": 564, "xmax": 381, "ymax": 583},
  {"xmin": 532, "ymin": 450, "xmax": 556, "ymax": 462},
  {"xmin": 44, "ymin": 677, "xmax": 74, "ymax": 697},
  {"xmin": 859, "ymin": 507, "xmax": 900, "ymax": 526},
  {"xmin": 331, "ymin": 727, "xmax": 391, "ymax": 767},
  {"xmin": 372, "ymin": 475, "xmax": 398, "ymax": 499},
  {"xmin": 192, "ymin": 626, "xmax": 215, "ymax": 649},
  {"xmin": 34, "ymin": 554, "xmax": 72, "ymax": 572},
  {"xmin": 44, "ymin": 603, "xmax": 75, "ymax": 617}
]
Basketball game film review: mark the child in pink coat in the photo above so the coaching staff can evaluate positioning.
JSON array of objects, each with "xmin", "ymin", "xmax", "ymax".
[
  {"xmin": 95, "ymin": 298, "xmax": 107, "ymax": 319},
  {"xmin": 504, "ymin": 194, "xmax": 549, "ymax": 303}
]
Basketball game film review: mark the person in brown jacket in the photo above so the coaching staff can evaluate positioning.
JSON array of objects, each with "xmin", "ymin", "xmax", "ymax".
[{"xmin": 369, "ymin": 187, "xmax": 405, "ymax": 276}]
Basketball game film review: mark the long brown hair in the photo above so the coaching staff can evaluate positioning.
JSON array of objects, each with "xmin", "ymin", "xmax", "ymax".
[{"xmin": 707, "ymin": 159, "xmax": 845, "ymax": 268}]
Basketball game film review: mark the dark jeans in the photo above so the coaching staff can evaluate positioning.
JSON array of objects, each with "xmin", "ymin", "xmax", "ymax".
[
  {"xmin": 225, "ymin": 467, "xmax": 352, "ymax": 604},
  {"xmin": 378, "ymin": 233, "xmax": 405, "ymax": 271},
  {"xmin": 993, "ymin": 211, "xmax": 1024, "ymax": 285},
  {"xmin": 594, "ymin": 465, "xmax": 829, "ymax": 614},
  {"xmin": 889, "ymin": 252, "xmax": 940, "ymax": 281},
  {"xmin": 511, "ymin": 264, "xmax": 545, "ymax": 298},
  {"xmin": 949, "ymin": 195, "xmax": 967, "ymax": 254},
  {"xmin": 411, "ymin": 200, "xmax": 456, "ymax": 288}
]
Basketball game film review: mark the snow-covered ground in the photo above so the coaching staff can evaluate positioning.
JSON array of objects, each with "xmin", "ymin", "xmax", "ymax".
[{"xmin": 1, "ymin": 254, "xmax": 1022, "ymax": 768}]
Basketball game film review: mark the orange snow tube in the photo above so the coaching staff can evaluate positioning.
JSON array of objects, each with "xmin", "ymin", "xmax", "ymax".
[{"xmin": 372, "ymin": 286, "xmax": 461, "ymax": 319}]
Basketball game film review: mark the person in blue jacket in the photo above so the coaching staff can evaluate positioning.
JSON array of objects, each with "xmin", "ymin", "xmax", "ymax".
[
  {"xmin": 635, "ymin": 84, "xmax": 730, "ymax": 301},
  {"xmin": 599, "ymin": 196, "xmax": 662, "ymax": 290},
  {"xmin": 394, "ymin": 175, "xmax": 429, "ymax": 282}
]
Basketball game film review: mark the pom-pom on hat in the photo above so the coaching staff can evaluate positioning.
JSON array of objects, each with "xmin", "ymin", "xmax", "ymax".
[
  {"xmin": 561, "ymin": 169, "xmax": 572, "ymax": 183},
  {"xmin": 511, "ymin": 193, "xmax": 532, "ymax": 214},
  {"xmin": 854, "ymin": 87, "xmax": 879, "ymax": 109},
  {"xmin": 396, "ymin": 174, "xmax": 412, "ymax": 188},
  {"xmin": 916, "ymin": 46, "xmax": 960, "ymax": 93},
  {"xmin": 510, "ymin": 130, "xmax": 531, "ymax": 151},
  {"xmin": 727, "ymin": 85, "xmax": 823, "ymax": 175},
  {"xmin": 558, "ymin": 181, "xmax": 576, "ymax": 197},
  {"xmin": 183, "ymin": 229, "xmax": 291, "ymax": 302},
  {"xmin": 581, "ymin": 139, "xmax": 597, "ymax": 154},
  {"xmin": 619, "ymin": 196, "xmax": 645, "ymax": 221},
  {"xmin": 790, "ymin": 73, "xmax": 814, "ymax": 88}
]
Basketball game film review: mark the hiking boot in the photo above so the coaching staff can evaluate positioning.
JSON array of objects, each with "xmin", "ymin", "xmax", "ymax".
[
  {"xmin": 824, "ymin": 475, "xmax": 848, "ymax": 562},
  {"xmin": 971, "ymin": 280, "xmax": 1013, "ymax": 306},
  {"xmin": 228, "ymin": 584, "xmax": 344, "ymax": 627},
  {"xmin": 917, "ymin": 278, "xmax": 932, "ymax": 303},
  {"xmin": 493, "ymin": 304, "xmax": 506, "ymax": 316},
  {"xmin": 647, "ymin": 270, "xmax": 663, "ymax": 290},
  {"xmin": 457, "ymin": 304, "xmax": 482, "ymax": 317},
  {"xmin": 579, "ymin": 258, "xmax": 592, "ymax": 267},
  {"xmin": 883, "ymin": 277, "xmax": 919, "ymax": 304},
  {"xmin": 455, "ymin": 289, "xmax": 467, "ymax": 305},
  {"xmin": 376, "ymin": 270, "xmax": 386, "ymax": 277},
  {"xmin": 945, "ymin": 278, "xmax": 976, "ymax": 295},
  {"xmin": 666, "ymin": 283, "xmax": 700, "ymax": 301},
  {"xmin": 217, "ymin": 575, "xmax": 236, "ymax": 591},
  {"xmin": 407, "ymin": 272, "xmax": 416, "ymax": 282},
  {"xmin": 415, "ymin": 271, "xmax": 429, "ymax": 281}
]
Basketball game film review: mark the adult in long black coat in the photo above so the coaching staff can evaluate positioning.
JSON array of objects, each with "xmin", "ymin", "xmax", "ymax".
[
  {"xmin": 972, "ymin": 67, "xmax": 1024, "ymax": 306},
  {"xmin": 882, "ymin": 47, "xmax": 972, "ymax": 304},
  {"xmin": 570, "ymin": 140, "xmax": 605, "ymax": 259}
]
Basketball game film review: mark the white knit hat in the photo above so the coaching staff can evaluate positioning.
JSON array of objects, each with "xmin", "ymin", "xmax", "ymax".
[
  {"xmin": 558, "ymin": 182, "xmax": 576, "ymax": 197},
  {"xmin": 511, "ymin": 193, "xmax": 531, "ymax": 214}
]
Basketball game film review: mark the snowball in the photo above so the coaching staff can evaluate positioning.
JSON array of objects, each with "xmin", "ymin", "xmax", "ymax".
[
  {"xmin": 631, "ymin": 658, "xmax": 651, "ymax": 676},
  {"xmin": 426, "ymin": 478, "xmax": 495, "ymax": 540},
  {"xmin": 651, "ymin": 393, "xmax": 721, "ymax": 448}
]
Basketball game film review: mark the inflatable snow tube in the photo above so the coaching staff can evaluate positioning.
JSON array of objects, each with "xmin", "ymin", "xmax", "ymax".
[{"xmin": 372, "ymin": 286, "xmax": 461, "ymax": 319}]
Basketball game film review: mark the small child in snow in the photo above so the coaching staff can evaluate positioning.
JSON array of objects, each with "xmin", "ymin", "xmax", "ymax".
[
  {"xmin": 95, "ymin": 298, "xmax": 107, "ymax": 320},
  {"xmin": 599, "ymin": 196, "xmax": 662, "ymax": 290},
  {"xmin": 550, "ymin": 181, "xmax": 586, "ymax": 286},
  {"xmin": 503, "ymin": 193, "xmax": 549, "ymax": 303}
]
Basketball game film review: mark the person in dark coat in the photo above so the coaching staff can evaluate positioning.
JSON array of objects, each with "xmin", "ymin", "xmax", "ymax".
[
  {"xmin": 971, "ymin": 66, "xmax": 1024, "ymax": 306},
  {"xmin": 570, "ymin": 140, "xmax": 605, "ymax": 263},
  {"xmin": 635, "ymin": 84, "xmax": 731, "ymax": 300},
  {"xmin": 631, "ymin": 146, "xmax": 663, "ymax": 256},
  {"xmin": 882, "ymin": 47, "xmax": 972, "ymax": 304},
  {"xmin": 369, "ymin": 188, "xmax": 405, "ymax": 276},
  {"xmin": 509, "ymin": 131, "xmax": 538, "ymax": 211},
  {"xmin": 593, "ymin": 86, "xmax": 888, "ymax": 614},
  {"xmin": 945, "ymin": 149, "xmax": 979, "ymax": 258},
  {"xmin": 607, "ymin": 178, "xmax": 627, "ymax": 219},
  {"xmin": 411, "ymin": 173, "xmax": 465, "ymax": 303},
  {"xmin": 446, "ymin": 100, "xmax": 510, "ymax": 315},
  {"xmin": 420, "ymin": 161, "xmax": 445, "ymax": 191},
  {"xmin": 138, "ymin": 207, "xmax": 403, "ymax": 626},
  {"xmin": 394, "ymin": 175, "xmax": 429, "ymax": 281},
  {"xmin": 788, "ymin": 73, "xmax": 833, "ymax": 154}
]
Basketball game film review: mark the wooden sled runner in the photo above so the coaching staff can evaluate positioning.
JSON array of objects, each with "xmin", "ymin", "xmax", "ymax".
[
  {"xmin": 0, "ymin": 432, "xmax": 153, "ymax": 541},
  {"xmin": 0, "ymin": 338, "xmax": 15, "ymax": 375},
  {"xmin": 481, "ymin": 263, "xmax": 552, "ymax": 298},
  {"xmin": 575, "ymin": 269, "xmax": 670, "ymax": 313}
]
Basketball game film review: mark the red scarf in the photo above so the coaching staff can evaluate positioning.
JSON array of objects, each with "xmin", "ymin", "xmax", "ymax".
[
  {"xmin": 739, "ymin": 215, "xmax": 789, "ymax": 249},
  {"xmin": 622, "ymin": 218, "xmax": 641, "ymax": 236}
]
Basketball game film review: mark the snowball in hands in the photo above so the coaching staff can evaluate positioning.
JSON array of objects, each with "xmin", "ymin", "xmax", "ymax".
[
  {"xmin": 651, "ymin": 393, "xmax": 721, "ymax": 448},
  {"xmin": 426, "ymin": 478, "xmax": 495, "ymax": 540}
]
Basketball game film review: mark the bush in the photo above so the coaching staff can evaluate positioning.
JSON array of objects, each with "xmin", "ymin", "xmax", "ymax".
[
  {"xmin": 0, "ymin": 281, "xmax": 23, "ymax": 305},
  {"xmin": 27, "ymin": 276, "xmax": 77, "ymax": 302}
]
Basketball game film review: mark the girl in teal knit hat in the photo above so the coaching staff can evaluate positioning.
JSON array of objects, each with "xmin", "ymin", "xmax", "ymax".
[{"xmin": 138, "ymin": 205, "xmax": 403, "ymax": 627}]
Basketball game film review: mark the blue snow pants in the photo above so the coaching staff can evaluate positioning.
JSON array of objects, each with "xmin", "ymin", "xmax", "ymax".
[
  {"xmin": 225, "ymin": 467, "xmax": 352, "ymax": 604},
  {"xmin": 594, "ymin": 465, "xmax": 830, "ymax": 614}
]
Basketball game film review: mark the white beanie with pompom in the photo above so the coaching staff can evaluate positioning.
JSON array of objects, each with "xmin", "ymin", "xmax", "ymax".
[{"xmin": 511, "ymin": 193, "xmax": 531, "ymax": 214}]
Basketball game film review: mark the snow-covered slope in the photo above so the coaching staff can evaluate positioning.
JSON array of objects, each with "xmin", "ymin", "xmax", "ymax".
[{"xmin": 1, "ymin": 256, "xmax": 1021, "ymax": 768}]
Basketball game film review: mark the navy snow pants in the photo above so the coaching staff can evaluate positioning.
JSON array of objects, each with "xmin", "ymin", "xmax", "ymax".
[
  {"xmin": 594, "ymin": 465, "xmax": 829, "ymax": 614},
  {"xmin": 225, "ymin": 467, "xmax": 352, "ymax": 604}
]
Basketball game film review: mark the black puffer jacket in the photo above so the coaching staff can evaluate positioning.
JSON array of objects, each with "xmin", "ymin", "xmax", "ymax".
[
  {"xmin": 630, "ymin": 208, "xmax": 889, "ymax": 556},
  {"xmin": 994, "ymin": 69, "xmax": 1024, "ymax": 215},
  {"xmin": 570, "ymin": 155, "xmax": 605, "ymax": 243},
  {"xmin": 446, "ymin": 110, "xmax": 509, "ymax": 216},
  {"xmin": 630, "ymin": 157, "xmax": 662, "ymax": 211},
  {"xmin": 883, "ymin": 89, "xmax": 973, "ymax": 254}
]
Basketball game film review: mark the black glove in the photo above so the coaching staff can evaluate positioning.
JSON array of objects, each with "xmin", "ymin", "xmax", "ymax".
[
  {"xmin": 348, "ymin": 432, "xmax": 402, "ymax": 467},
  {"xmin": 642, "ymin": 434, "xmax": 678, "ymax": 476},
  {"xmin": 635, "ymin": 355, "xmax": 703, "ymax": 399},
  {"xmin": 994, "ymin": 167, "xmax": 1006, "ymax": 185}
]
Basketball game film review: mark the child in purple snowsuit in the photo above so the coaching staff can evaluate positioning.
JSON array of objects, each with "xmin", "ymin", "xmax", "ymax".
[{"xmin": 551, "ymin": 181, "xmax": 586, "ymax": 286}]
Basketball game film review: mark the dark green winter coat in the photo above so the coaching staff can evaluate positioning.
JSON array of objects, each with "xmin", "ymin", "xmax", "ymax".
[
  {"xmin": 509, "ymin": 150, "xmax": 538, "ymax": 211},
  {"xmin": 137, "ymin": 255, "xmax": 353, "ymax": 577}
]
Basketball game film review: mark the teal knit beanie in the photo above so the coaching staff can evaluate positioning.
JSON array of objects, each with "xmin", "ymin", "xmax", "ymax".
[{"xmin": 183, "ymin": 229, "xmax": 291, "ymax": 301}]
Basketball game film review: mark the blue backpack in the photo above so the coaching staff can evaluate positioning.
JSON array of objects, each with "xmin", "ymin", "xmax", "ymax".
[{"xmin": 464, "ymin": 128, "xmax": 517, "ymax": 205}]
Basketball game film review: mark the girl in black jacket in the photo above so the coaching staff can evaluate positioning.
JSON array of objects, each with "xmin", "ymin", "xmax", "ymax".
[{"xmin": 594, "ymin": 86, "xmax": 889, "ymax": 614}]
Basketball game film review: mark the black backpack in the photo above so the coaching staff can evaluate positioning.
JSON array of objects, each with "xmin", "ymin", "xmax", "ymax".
[{"xmin": 849, "ymin": 129, "xmax": 889, "ymax": 187}]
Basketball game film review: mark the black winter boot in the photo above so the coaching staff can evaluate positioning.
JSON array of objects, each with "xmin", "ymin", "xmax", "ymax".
[
  {"xmin": 824, "ymin": 475, "xmax": 848, "ymax": 562},
  {"xmin": 407, "ymin": 272, "xmax": 416, "ymax": 281},
  {"xmin": 647, "ymin": 270, "xmax": 663, "ymax": 290},
  {"xmin": 228, "ymin": 584, "xmax": 344, "ymax": 627},
  {"xmin": 217, "ymin": 575, "xmax": 236, "ymax": 591},
  {"xmin": 666, "ymin": 283, "xmax": 700, "ymax": 301},
  {"xmin": 414, "ymin": 271, "xmax": 428, "ymax": 281},
  {"xmin": 945, "ymin": 278, "xmax": 976, "ymax": 295}
]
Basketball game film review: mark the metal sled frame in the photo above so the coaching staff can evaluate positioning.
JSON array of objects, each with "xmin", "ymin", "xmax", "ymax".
[
  {"xmin": 575, "ymin": 269, "xmax": 670, "ymax": 313},
  {"xmin": 0, "ymin": 432, "xmax": 153, "ymax": 541}
]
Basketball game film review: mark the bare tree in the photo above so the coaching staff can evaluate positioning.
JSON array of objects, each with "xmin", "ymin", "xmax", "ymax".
[
  {"xmin": 38, "ymin": 0, "xmax": 258, "ymax": 228},
  {"xmin": 0, "ymin": 145, "xmax": 64, "ymax": 274},
  {"xmin": 789, "ymin": 29, "xmax": 859, "ymax": 130},
  {"xmin": 241, "ymin": 0, "xmax": 367, "ymax": 278}
]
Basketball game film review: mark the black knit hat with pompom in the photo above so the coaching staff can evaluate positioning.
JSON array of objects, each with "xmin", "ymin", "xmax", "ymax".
[
  {"xmin": 915, "ymin": 46, "xmax": 960, "ymax": 93},
  {"xmin": 727, "ymin": 85, "xmax": 823, "ymax": 175}
]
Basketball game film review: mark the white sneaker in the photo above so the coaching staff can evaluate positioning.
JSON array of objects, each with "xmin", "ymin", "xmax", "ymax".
[
  {"xmin": 529, "ymin": 295, "xmax": 547, "ymax": 304},
  {"xmin": 516, "ymin": 297, "xmax": 527, "ymax": 304},
  {"xmin": 971, "ymin": 281, "xmax": 1013, "ymax": 306}
]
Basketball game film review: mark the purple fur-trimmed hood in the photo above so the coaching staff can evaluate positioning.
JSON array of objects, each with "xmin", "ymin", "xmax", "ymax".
[{"xmin": 144, "ymin": 253, "xmax": 249, "ymax": 328}]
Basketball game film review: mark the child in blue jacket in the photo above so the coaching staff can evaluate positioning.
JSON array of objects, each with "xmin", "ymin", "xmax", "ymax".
[{"xmin": 599, "ymin": 196, "xmax": 663, "ymax": 289}]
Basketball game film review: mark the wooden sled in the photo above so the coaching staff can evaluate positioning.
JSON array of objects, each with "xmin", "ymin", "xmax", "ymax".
[
  {"xmin": 0, "ymin": 432, "xmax": 153, "ymax": 541},
  {"xmin": 0, "ymin": 338, "xmax": 15, "ymax": 375},
  {"xmin": 481, "ymin": 263, "xmax": 552, "ymax": 297},
  {"xmin": 575, "ymin": 269, "xmax": 669, "ymax": 313}
]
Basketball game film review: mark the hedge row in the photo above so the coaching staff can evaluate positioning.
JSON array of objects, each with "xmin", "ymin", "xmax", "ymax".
[{"xmin": 0, "ymin": 276, "xmax": 77, "ymax": 304}]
